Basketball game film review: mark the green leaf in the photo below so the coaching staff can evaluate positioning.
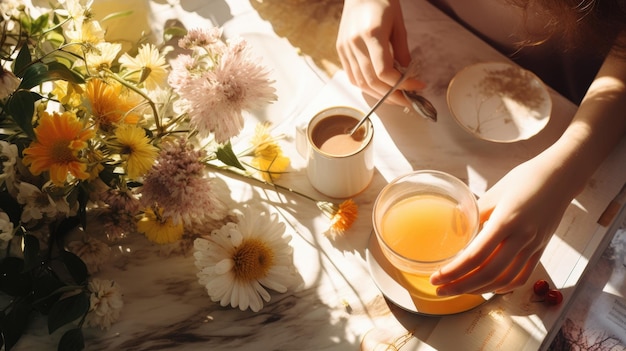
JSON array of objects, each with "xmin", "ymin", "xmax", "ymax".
[
  {"xmin": 13, "ymin": 45, "xmax": 32, "ymax": 75},
  {"xmin": 216, "ymin": 141, "xmax": 246, "ymax": 170},
  {"xmin": 45, "ymin": 31, "xmax": 66, "ymax": 50},
  {"xmin": 58, "ymin": 328, "xmax": 84, "ymax": 351},
  {"xmin": 17, "ymin": 62, "xmax": 48, "ymax": 88},
  {"xmin": 48, "ymin": 292, "xmax": 90, "ymax": 334},
  {"xmin": 101, "ymin": 10, "xmax": 133, "ymax": 22},
  {"xmin": 19, "ymin": 13, "xmax": 33, "ymax": 33},
  {"xmin": 46, "ymin": 62, "xmax": 85, "ymax": 84},
  {"xmin": 59, "ymin": 251, "xmax": 88, "ymax": 285},
  {"xmin": 163, "ymin": 26, "xmax": 187, "ymax": 42},
  {"xmin": 2, "ymin": 299, "xmax": 33, "ymax": 351},
  {"xmin": 18, "ymin": 61, "xmax": 84, "ymax": 90},
  {"xmin": 0, "ymin": 191, "xmax": 20, "ymax": 225},
  {"xmin": 32, "ymin": 274, "xmax": 65, "ymax": 314},
  {"xmin": 30, "ymin": 13, "xmax": 50, "ymax": 34},
  {"xmin": 0, "ymin": 257, "xmax": 32, "ymax": 296},
  {"xmin": 51, "ymin": 215, "xmax": 80, "ymax": 241},
  {"xmin": 22, "ymin": 234, "xmax": 41, "ymax": 273},
  {"xmin": 6, "ymin": 90, "xmax": 40, "ymax": 139}
]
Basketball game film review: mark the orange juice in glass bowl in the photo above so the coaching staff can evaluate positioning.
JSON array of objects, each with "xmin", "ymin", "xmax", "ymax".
[{"xmin": 372, "ymin": 170, "xmax": 479, "ymax": 299}]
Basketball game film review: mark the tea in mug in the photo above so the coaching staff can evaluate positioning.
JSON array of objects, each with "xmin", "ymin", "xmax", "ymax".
[{"xmin": 311, "ymin": 115, "xmax": 366, "ymax": 156}]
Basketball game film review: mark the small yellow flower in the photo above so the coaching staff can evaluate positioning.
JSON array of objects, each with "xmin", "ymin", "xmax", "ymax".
[
  {"xmin": 66, "ymin": 19, "xmax": 106, "ymax": 47},
  {"xmin": 85, "ymin": 148, "xmax": 105, "ymax": 180},
  {"xmin": 52, "ymin": 81, "xmax": 85, "ymax": 108},
  {"xmin": 22, "ymin": 111, "xmax": 95, "ymax": 185},
  {"xmin": 319, "ymin": 199, "xmax": 359, "ymax": 238},
  {"xmin": 250, "ymin": 122, "xmax": 290, "ymax": 182},
  {"xmin": 113, "ymin": 124, "xmax": 158, "ymax": 179},
  {"xmin": 137, "ymin": 207, "xmax": 184, "ymax": 244},
  {"xmin": 119, "ymin": 44, "xmax": 169, "ymax": 90}
]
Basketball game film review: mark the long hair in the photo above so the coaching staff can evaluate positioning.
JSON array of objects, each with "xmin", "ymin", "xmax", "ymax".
[{"xmin": 505, "ymin": 0, "xmax": 626, "ymax": 56}]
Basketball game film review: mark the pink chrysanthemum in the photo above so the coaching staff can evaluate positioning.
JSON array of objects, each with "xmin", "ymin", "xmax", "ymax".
[
  {"xmin": 99, "ymin": 187, "xmax": 141, "ymax": 214},
  {"xmin": 178, "ymin": 27, "xmax": 224, "ymax": 51},
  {"xmin": 140, "ymin": 138, "xmax": 228, "ymax": 226},
  {"xmin": 167, "ymin": 54, "xmax": 196, "ymax": 92},
  {"xmin": 177, "ymin": 38, "xmax": 276, "ymax": 143}
]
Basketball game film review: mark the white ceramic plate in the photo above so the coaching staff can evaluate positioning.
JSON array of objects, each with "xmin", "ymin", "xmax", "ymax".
[
  {"xmin": 447, "ymin": 62, "xmax": 552, "ymax": 143},
  {"xmin": 366, "ymin": 233, "xmax": 493, "ymax": 316}
]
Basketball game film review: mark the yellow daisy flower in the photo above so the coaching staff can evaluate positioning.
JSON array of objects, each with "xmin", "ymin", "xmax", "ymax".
[
  {"xmin": 137, "ymin": 207, "xmax": 184, "ymax": 244},
  {"xmin": 22, "ymin": 111, "xmax": 95, "ymax": 186},
  {"xmin": 250, "ymin": 122, "xmax": 290, "ymax": 182},
  {"xmin": 85, "ymin": 78, "xmax": 142, "ymax": 132},
  {"xmin": 113, "ymin": 124, "xmax": 158, "ymax": 179},
  {"xmin": 118, "ymin": 44, "xmax": 169, "ymax": 90},
  {"xmin": 85, "ymin": 42, "xmax": 122, "ymax": 73}
]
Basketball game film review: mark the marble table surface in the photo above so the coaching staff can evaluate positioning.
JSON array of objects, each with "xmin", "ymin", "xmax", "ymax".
[{"xmin": 12, "ymin": 0, "xmax": 626, "ymax": 350}]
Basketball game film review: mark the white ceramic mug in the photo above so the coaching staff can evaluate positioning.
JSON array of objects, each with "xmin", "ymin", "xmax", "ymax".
[{"xmin": 300, "ymin": 106, "xmax": 374, "ymax": 198}]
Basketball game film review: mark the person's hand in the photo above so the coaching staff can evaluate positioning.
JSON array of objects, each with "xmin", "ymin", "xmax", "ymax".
[
  {"xmin": 429, "ymin": 155, "xmax": 578, "ymax": 296},
  {"xmin": 336, "ymin": 0, "xmax": 425, "ymax": 106}
]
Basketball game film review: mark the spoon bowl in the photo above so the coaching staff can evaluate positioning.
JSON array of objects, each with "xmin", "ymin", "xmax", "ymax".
[
  {"xmin": 402, "ymin": 90, "xmax": 438, "ymax": 122},
  {"xmin": 347, "ymin": 60, "xmax": 437, "ymax": 136}
]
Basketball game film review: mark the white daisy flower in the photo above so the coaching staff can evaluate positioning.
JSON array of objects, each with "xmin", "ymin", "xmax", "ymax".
[
  {"xmin": 194, "ymin": 205, "xmax": 299, "ymax": 312},
  {"xmin": 16, "ymin": 182, "xmax": 57, "ymax": 223}
]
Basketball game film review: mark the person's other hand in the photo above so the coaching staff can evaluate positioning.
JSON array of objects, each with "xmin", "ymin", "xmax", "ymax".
[
  {"xmin": 430, "ymin": 156, "xmax": 576, "ymax": 296},
  {"xmin": 336, "ymin": 0, "xmax": 425, "ymax": 105}
]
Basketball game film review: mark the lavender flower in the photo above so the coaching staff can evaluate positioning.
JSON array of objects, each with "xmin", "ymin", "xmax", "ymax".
[{"xmin": 140, "ymin": 138, "xmax": 228, "ymax": 227}]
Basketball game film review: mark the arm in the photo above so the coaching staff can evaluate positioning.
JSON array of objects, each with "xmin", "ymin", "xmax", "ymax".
[
  {"xmin": 430, "ymin": 42, "xmax": 626, "ymax": 296},
  {"xmin": 336, "ymin": 0, "xmax": 425, "ymax": 105}
]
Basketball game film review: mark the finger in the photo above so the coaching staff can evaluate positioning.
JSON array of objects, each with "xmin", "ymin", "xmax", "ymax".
[
  {"xmin": 365, "ymin": 28, "xmax": 400, "ymax": 85},
  {"xmin": 464, "ymin": 246, "xmax": 539, "ymax": 295},
  {"xmin": 429, "ymin": 217, "xmax": 507, "ymax": 286},
  {"xmin": 434, "ymin": 229, "xmax": 541, "ymax": 296},
  {"xmin": 398, "ymin": 78, "xmax": 426, "ymax": 92},
  {"xmin": 493, "ymin": 250, "xmax": 542, "ymax": 294},
  {"xmin": 336, "ymin": 35, "xmax": 366, "ymax": 87},
  {"xmin": 389, "ymin": 4, "xmax": 411, "ymax": 66}
]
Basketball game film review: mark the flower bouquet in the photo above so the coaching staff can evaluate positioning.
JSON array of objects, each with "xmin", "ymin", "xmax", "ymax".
[{"xmin": 0, "ymin": 1, "xmax": 357, "ymax": 349}]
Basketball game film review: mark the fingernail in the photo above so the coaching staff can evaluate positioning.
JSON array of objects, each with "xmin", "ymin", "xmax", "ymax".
[
  {"xmin": 436, "ymin": 286, "xmax": 454, "ymax": 297},
  {"xmin": 429, "ymin": 274, "xmax": 441, "ymax": 285}
]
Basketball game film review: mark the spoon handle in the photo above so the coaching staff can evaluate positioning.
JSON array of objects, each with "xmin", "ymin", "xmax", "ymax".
[{"xmin": 348, "ymin": 70, "xmax": 410, "ymax": 135}]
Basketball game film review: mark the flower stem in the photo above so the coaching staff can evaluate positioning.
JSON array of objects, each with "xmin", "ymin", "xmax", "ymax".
[
  {"xmin": 205, "ymin": 162, "xmax": 319, "ymax": 203},
  {"xmin": 104, "ymin": 71, "xmax": 162, "ymax": 133}
]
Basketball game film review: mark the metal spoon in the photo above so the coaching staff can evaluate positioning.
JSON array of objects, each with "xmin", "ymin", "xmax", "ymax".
[
  {"xmin": 348, "ymin": 65, "xmax": 437, "ymax": 136},
  {"xmin": 347, "ymin": 69, "xmax": 411, "ymax": 136},
  {"xmin": 401, "ymin": 89, "xmax": 437, "ymax": 122}
]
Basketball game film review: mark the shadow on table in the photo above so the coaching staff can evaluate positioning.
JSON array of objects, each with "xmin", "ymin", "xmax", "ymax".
[{"xmin": 179, "ymin": 0, "xmax": 233, "ymax": 27}]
